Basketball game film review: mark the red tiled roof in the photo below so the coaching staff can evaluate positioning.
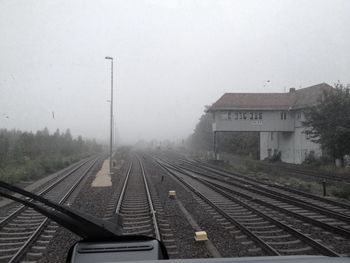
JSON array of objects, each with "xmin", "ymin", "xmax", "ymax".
[{"xmin": 208, "ymin": 83, "xmax": 332, "ymax": 111}]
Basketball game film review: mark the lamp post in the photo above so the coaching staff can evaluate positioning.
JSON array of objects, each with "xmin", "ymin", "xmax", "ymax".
[{"xmin": 105, "ymin": 56, "xmax": 114, "ymax": 174}]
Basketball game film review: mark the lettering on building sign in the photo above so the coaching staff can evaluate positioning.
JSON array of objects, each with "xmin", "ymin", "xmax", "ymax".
[
  {"xmin": 251, "ymin": 120, "xmax": 263, "ymax": 125},
  {"xmin": 220, "ymin": 111, "xmax": 263, "ymax": 121}
]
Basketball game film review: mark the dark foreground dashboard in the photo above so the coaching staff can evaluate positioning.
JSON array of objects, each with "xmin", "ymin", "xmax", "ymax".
[
  {"xmin": 67, "ymin": 239, "xmax": 349, "ymax": 263},
  {"xmin": 111, "ymin": 256, "xmax": 348, "ymax": 263}
]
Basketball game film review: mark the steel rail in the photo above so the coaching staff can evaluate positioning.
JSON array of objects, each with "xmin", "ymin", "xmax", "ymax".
[
  {"xmin": 6, "ymin": 158, "xmax": 100, "ymax": 263},
  {"xmin": 137, "ymin": 157, "xmax": 161, "ymax": 241},
  {"xmin": 206, "ymin": 175, "xmax": 350, "ymax": 237},
  {"xmin": 184, "ymin": 156, "xmax": 350, "ymax": 184},
  {"xmin": 154, "ymin": 158, "xmax": 280, "ymax": 256},
  {"xmin": 262, "ymin": 162, "xmax": 350, "ymax": 184},
  {"xmin": 177, "ymin": 162, "xmax": 350, "ymax": 224},
  {"xmin": 161, "ymin": 159, "xmax": 340, "ymax": 257},
  {"xmin": 114, "ymin": 162, "xmax": 133, "ymax": 214},
  {"xmin": 187, "ymin": 159, "xmax": 350, "ymax": 211},
  {"xmin": 170, "ymin": 160, "xmax": 350, "ymax": 238}
]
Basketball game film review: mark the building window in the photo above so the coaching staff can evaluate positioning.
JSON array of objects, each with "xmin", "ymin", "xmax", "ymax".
[
  {"xmin": 297, "ymin": 111, "xmax": 302, "ymax": 120},
  {"xmin": 281, "ymin": 112, "xmax": 287, "ymax": 120},
  {"xmin": 220, "ymin": 112, "xmax": 228, "ymax": 120},
  {"xmin": 271, "ymin": 132, "xmax": 274, "ymax": 141},
  {"xmin": 228, "ymin": 112, "xmax": 232, "ymax": 120}
]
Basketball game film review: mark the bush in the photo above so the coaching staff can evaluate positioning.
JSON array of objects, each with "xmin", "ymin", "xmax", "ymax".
[
  {"xmin": 25, "ymin": 161, "xmax": 44, "ymax": 180},
  {"xmin": 331, "ymin": 184, "xmax": 350, "ymax": 199},
  {"xmin": 0, "ymin": 154, "xmax": 84, "ymax": 184},
  {"xmin": 303, "ymin": 151, "xmax": 321, "ymax": 166},
  {"xmin": 244, "ymin": 160, "xmax": 262, "ymax": 173},
  {"xmin": 320, "ymin": 155, "xmax": 333, "ymax": 165},
  {"xmin": 268, "ymin": 151, "xmax": 281, "ymax": 162}
]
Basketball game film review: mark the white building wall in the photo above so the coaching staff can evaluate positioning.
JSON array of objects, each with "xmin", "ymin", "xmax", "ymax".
[
  {"xmin": 259, "ymin": 129, "xmax": 322, "ymax": 164},
  {"xmin": 278, "ymin": 132, "xmax": 295, "ymax": 163},
  {"xmin": 212, "ymin": 109, "xmax": 322, "ymax": 164},
  {"xmin": 260, "ymin": 132, "xmax": 268, "ymax": 160},
  {"xmin": 260, "ymin": 131, "xmax": 279, "ymax": 160},
  {"xmin": 294, "ymin": 127, "xmax": 322, "ymax": 164},
  {"xmin": 214, "ymin": 110, "xmax": 294, "ymax": 132}
]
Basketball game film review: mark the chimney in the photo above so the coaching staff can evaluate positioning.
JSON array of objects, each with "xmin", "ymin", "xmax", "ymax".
[{"xmin": 289, "ymin": 87, "xmax": 296, "ymax": 93}]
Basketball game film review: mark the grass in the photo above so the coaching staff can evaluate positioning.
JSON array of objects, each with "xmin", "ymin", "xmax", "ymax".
[
  {"xmin": 220, "ymin": 159, "xmax": 350, "ymax": 200},
  {"xmin": 330, "ymin": 184, "xmax": 350, "ymax": 199},
  {"xmin": 189, "ymin": 150, "xmax": 350, "ymax": 200},
  {"xmin": 0, "ymin": 154, "xmax": 89, "ymax": 184}
]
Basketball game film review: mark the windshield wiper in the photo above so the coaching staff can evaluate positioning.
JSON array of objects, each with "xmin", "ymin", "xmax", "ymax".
[
  {"xmin": 0, "ymin": 181, "xmax": 152, "ymax": 242},
  {"xmin": 0, "ymin": 181, "xmax": 169, "ymax": 261}
]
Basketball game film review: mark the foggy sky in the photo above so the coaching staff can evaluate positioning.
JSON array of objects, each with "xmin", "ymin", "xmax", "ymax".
[{"xmin": 1, "ymin": 0, "xmax": 349, "ymax": 144}]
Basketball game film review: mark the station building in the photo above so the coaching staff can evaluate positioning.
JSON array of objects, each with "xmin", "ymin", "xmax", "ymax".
[{"xmin": 208, "ymin": 83, "xmax": 332, "ymax": 164}]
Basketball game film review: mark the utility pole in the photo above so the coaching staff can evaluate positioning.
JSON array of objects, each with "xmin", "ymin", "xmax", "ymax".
[{"xmin": 105, "ymin": 56, "xmax": 114, "ymax": 174}]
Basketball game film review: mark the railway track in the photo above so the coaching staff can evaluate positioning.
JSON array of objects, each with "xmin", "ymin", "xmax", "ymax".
[
  {"xmin": 0, "ymin": 157, "xmax": 101, "ymax": 263},
  {"xmin": 155, "ymin": 157, "xmax": 344, "ymax": 257},
  {"xmin": 112, "ymin": 157, "xmax": 178, "ymax": 257},
  {"xmin": 0, "ymin": 158, "xmax": 92, "ymax": 218},
  {"xmin": 114, "ymin": 157, "xmax": 160, "ymax": 239},
  {"xmin": 168, "ymin": 158, "xmax": 350, "ymax": 255},
  {"xmin": 261, "ymin": 162, "xmax": 350, "ymax": 184},
  {"xmin": 181, "ymin": 159, "xmax": 350, "ymax": 216},
  {"xmin": 211, "ymin": 153, "xmax": 350, "ymax": 184}
]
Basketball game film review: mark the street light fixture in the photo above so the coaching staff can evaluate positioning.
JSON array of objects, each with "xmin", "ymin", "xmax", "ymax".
[{"xmin": 105, "ymin": 56, "xmax": 114, "ymax": 174}]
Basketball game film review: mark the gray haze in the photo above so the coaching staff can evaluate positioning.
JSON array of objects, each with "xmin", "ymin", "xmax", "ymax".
[{"xmin": 1, "ymin": 0, "xmax": 349, "ymax": 144}]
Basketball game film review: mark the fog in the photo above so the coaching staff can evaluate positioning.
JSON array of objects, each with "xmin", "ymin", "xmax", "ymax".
[{"xmin": 1, "ymin": 0, "xmax": 349, "ymax": 144}]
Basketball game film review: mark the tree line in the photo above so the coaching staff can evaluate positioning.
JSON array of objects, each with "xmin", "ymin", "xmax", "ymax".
[{"xmin": 0, "ymin": 128, "xmax": 103, "ymax": 183}]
